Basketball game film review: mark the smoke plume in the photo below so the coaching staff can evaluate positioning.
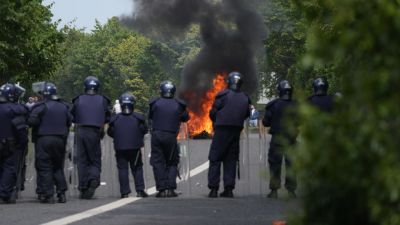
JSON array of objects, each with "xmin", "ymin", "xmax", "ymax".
[{"xmin": 121, "ymin": 0, "xmax": 266, "ymax": 113}]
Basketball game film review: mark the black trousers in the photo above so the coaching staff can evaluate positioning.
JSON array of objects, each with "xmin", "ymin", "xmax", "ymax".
[
  {"xmin": 0, "ymin": 140, "xmax": 20, "ymax": 198},
  {"xmin": 268, "ymin": 136, "xmax": 297, "ymax": 191},
  {"xmin": 207, "ymin": 126, "xmax": 242, "ymax": 190},
  {"xmin": 150, "ymin": 130, "xmax": 179, "ymax": 191},
  {"xmin": 115, "ymin": 149, "xmax": 145, "ymax": 195},
  {"xmin": 76, "ymin": 126, "xmax": 102, "ymax": 191},
  {"xmin": 35, "ymin": 136, "xmax": 67, "ymax": 196}
]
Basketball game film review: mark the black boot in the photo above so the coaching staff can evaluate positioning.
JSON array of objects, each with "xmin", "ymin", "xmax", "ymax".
[
  {"xmin": 208, "ymin": 189, "xmax": 218, "ymax": 198},
  {"xmin": 155, "ymin": 190, "xmax": 167, "ymax": 198},
  {"xmin": 267, "ymin": 189, "xmax": 278, "ymax": 199},
  {"xmin": 82, "ymin": 180, "xmax": 99, "ymax": 199},
  {"xmin": 121, "ymin": 194, "xmax": 130, "ymax": 198},
  {"xmin": 220, "ymin": 189, "xmax": 234, "ymax": 198},
  {"xmin": 167, "ymin": 189, "xmax": 178, "ymax": 198},
  {"xmin": 40, "ymin": 195, "xmax": 55, "ymax": 204},
  {"xmin": 136, "ymin": 190, "xmax": 148, "ymax": 198},
  {"xmin": 57, "ymin": 193, "xmax": 67, "ymax": 203}
]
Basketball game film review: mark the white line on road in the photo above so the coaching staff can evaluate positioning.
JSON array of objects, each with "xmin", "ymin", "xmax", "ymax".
[{"xmin": 41, "ymin": 161, "xmax": 210, "ymax": 225}]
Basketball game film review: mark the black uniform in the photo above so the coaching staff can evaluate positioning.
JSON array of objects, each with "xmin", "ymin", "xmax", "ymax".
[
  {"xmin": 71, "ymin": 94, "xmax": 111, "ymax": 194},
  {"xmin": 0, "ymin": 102, "xmax": 28, "ymax": 202},
  {"xmin": 263, "ymin": 98, "xmax": 298, "ymax": 193},
  {"xmin": 308, "ymin": 94, "xmax": 335, "ymax": 112},
  {"xmin": 28, "ymin": 99, "xmax": 72, "ymax": 199},
  {"xmin": 108, "ymin": 112, "xmax": 147, "ymax": 196},
  {"xmin": 149, "ymin": 97, "xmax": 189, "ymax": 193},
  {"xmin": 208, "ymin": 89, "xmax": 251, "ymax": 192}
]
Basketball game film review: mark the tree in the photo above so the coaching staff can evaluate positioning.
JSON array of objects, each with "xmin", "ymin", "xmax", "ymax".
[
  {"xmin": 291, "ymin": 1, "xmax": 400, "ymax": 225},
  {"xmin": 0, "ymin": 0, "xmax": 64, "ymax": 86}
]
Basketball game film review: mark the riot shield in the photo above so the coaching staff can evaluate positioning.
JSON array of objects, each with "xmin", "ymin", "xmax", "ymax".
[
  {"xmin": 236, "ymin": 120, "xmax": 250, "ymax": 196},
  {"xmin": 258, "ymin": 121, "xmax": 269, "ymax": 196},
  {"xmin": 177, "ymin": 123, "xmax": 191, "ymax": 196},
  {"xmin": 143, "ymin": 133, "xmax": 156, "ymax": 195},
  {"xmin": 66, "ymin": 131, "xmax": 79, "ymax": 197}
]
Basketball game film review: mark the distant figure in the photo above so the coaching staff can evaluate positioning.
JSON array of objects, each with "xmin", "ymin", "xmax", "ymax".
[
  {"xmin": 263, "ymin": 80, "xmax": 298, "ymax": 199},
  {"xmin": 71, "ymin": 76, "xmax": 111, "ymax": 199},
  {"xmin": 249, "ymin": 105, "xmax": 259, "ymax": 127},
  {"xmin": 113, "ymin": 99, "xmax": 121, "ymax": 114},
  {"xmin": 108, "ymin": 93, "xmax": 149, "ymax": 198},
  {"xmin": 26, "ymin": 97, "xmax": 36, "ymax": 109},
  {"xmin": 149, "ymin": 81, "xmax": 190, "ymax": 198},
  {"xmin": 207, "ymin": 72, "xmax": 251, "ymax": 198},
  {"xmin": 28, "ymin": 83, "xmax": 72, "ymax": 203},
  {"xmin": 308, "ymin": 77, "xmax": 335, "ymax": 112}
]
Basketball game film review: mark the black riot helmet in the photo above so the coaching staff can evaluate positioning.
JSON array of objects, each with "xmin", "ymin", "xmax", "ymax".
[
  {"xmin": 84, "ymin": 76, "xmax": 100, "ymax": 95},
  {"xmin": 227, "ymin": 71, "xmax": 243, "ymax": 91},
  {"xmin": 43, "ymin": 82, "xmax": 59, "ymax": 100},
  {"xmin": 313, "ymin": 77, "xmax": 329, "ymax": 95},
  {"xmin": 119, "ymin": 92, "xmax": 136, "ymax": 115},
  {"xmin": 0, "ymin": 83, "xmax": 16, "ymax": 103},
  {"xmin": 277, "ymin": 80, "xmax": 293, "ymax": 100},
  {"xmin": 159, "ymin": 81, "xmax": 176, "ymax": 98}
]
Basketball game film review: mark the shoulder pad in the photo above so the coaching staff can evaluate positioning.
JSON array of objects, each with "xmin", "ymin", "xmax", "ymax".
[
  {"xmin": 265, "ymin": 98, "xmax": 278, "ymax": 109},
  {"xmin": 216, "ymin": 89, "xmax": 229, "ymax": 98},
  {"xmin": 243, "ymin": 92, "xmax": 252, "ymax": 104},
  {"xmin": 72, "ymin": 95, "xmax": 80, "ymax": 103},
  {"xmin": 133, "ymin": 112, "xmax": 146, "ymax": 122},
  {"xmin": 149, "ymin": 97, "xmax": 160, "ymax": 105},
  {"xmin": 175, "ymin": 98, "xmax": 187, "ymax": 107},
  {"xmin": 102, "ymin": 95, "xmax": 111, "ymax": 104},
  {"xmin": 109, "ymin": 114, "xmax": 119, "ymax": 124},
  {"xmin": 31, "ymin": 102, "xmax": 46, "ymax": 110},
  {"xmin": 11, "ymin": 103, "xmax": 29, "ymax": 115}
]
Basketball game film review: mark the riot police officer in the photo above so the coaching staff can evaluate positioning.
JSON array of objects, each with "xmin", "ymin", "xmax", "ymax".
[
  {"xmin": 107, "ymin": 93, "xmax": 149, "ymax": 198},
  {"xmin": 263, "ymin": 80, "xmax": 298, "ymax": 199},
  {"xmin": 28, "ymin": 83, "xmax": 72, "ymax": 203},
  {"xmin": 71, "ymin": 76, "xmax": 111, "ymax": 199},
  {"xmin": 308, "ymin": 77, "xmax": 335, "ymax": 112},
  {"xmin": 207, "ymin": 72, "xmax": 251, "ymax": 198},
  {"xmin": 149, "ymin": 81, "xmax": 190, "ymax": 198},
  {"xmin": 0, "ymin": 83, "xmax": 28, "ymax": 204}
]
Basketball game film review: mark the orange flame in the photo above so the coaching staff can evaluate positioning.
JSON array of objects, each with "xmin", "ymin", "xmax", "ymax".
[{"xmin": 188, "ymin": 73, "xmax": 228, "ymax": 136}]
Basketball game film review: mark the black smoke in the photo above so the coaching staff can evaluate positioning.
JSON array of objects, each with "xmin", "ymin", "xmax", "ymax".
[{"xmin": 121, "ymin": 0, "xmax": 266, "ymax": 113}]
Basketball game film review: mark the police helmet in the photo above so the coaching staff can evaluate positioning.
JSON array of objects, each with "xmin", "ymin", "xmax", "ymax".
[
  {"xmin": 119, "ymin": 92, "xmax": 136, "ymax": 114},
  {"xmin": 277, "ymin": 80, "xmax": 292, "ymax": 100},
  {"xmin": 43, "ymin": 82, "xmax": 59, "ymax": 100},
  {"xmin": 84, "ymin": 76, "xmax": 100, "ymax": 94},
  {"xmin": 0, "ymin": 83, "xmax": 16, "ymax": 103},
  {"xmin": 160, "ymin": 81, "xmax": 176, "ymax": 98},
  {"xmin": 227, "ymin": 71, "xmax": 243, "ymax": 91},
  {"xmin": 313, "ymin": 77, "xmax": 329, "ymax": 95}
]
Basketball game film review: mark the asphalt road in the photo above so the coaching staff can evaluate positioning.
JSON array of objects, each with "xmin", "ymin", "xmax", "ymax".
[{"xmin": 0, "ymin": 128, "xmax": 300, "ymax": 225}]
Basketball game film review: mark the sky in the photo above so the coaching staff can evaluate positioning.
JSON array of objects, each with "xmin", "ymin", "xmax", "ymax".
[{"xmin": 43, "ymin": 0, "xmax": 134, "ymax": 32}]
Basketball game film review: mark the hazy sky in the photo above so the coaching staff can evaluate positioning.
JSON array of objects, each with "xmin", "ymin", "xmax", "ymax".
[{"xmin": 43, "ymin": 0, "xmax": 134, "ymax": 31}]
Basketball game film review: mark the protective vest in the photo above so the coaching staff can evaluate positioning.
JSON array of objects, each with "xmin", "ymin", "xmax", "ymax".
[
  {"xmin": 0, "ymin": 103, "xmax": 15, "ymax": 139},
  {"xmin": 112, "ymin": 113, "xmax": 145, "ymax": 150},
  {"xmin": 37, "ymin": 100, "xmax": 69, "ymax": 136},
  {"xmin": 73, "ymin": 94, "xmax": 106, "ymax": 128},
  {"xmin": 264, "ymin": 98, "xmax": 298, "ymax": 138},
  {"xmin": 150, "ymin": 98, "xmax": 183, "ymax": 133},
  {"xmin": 308, "ymin": 94, "xmax": 334, "ymax": 113},
  {"xmin": 215, "ymin": 90, "xmax": 250, "ymax": 127}
]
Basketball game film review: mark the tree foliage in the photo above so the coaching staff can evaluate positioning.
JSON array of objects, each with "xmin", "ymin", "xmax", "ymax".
[
  {"xmin": 291, "ymin": 1, "xmax": 400, "ymax": 225},
  {"xmin": 52, "ymin": 18, "xmax": 178, "ymax": 113},
  {"xmin": 0, "ymin": 0, "xmax": 64, "ymax": 86}
]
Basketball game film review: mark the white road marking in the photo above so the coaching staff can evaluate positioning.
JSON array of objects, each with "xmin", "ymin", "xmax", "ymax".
[{"xmin": 41, "ymin": 161, "xmax": 210, "ymax": 225}]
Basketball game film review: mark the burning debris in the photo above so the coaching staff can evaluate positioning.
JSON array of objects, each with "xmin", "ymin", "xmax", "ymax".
[{"xmin": 121, "ymin": 0, "xmax": 266, "ymax": 137}]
